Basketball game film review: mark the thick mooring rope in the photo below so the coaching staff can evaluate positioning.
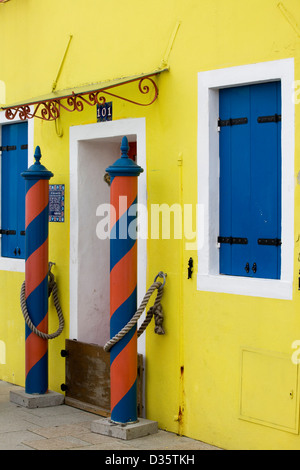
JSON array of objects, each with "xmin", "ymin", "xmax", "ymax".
[
  {"xmin": 104, "ymin": 272, "xmax": 166, "ymax": 352},
  {"xmin": 20, "ymin": 262, "xmax": 64, "ymax": 340}
]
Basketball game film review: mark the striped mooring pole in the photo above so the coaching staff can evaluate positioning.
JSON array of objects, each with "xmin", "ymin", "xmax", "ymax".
[
  {"xmin": 21, "ymin": 146, "xmax": 53, "ymax": 394},
  {"xmin": 106, "ymin": 136, "xmax": 143, "ymax": 424}
]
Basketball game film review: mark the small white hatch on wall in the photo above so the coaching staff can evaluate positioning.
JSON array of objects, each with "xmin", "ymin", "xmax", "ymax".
[{"xmin": 240, "ymin": 347, "xmax": 300, "ymax": 434}]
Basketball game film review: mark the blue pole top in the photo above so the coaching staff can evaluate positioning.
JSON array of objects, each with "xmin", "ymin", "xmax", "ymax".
[
  {"xmin": 21, "ymin": 146, "xmax": 54, "ymax": 180},
  {"xmin": 106, "ymin": 137, "xmax": 144, "ymax": 177}
]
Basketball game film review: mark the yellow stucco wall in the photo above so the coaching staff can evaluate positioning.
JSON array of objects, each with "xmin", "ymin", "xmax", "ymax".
[{"xmin": 1, "ymin": 0, "xmax": 300, "ymax": 450}]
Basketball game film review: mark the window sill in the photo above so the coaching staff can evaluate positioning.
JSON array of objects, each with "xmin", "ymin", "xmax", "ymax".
[
  {"xmin": 197, "ymin": 273, "xmax": 293, "ymax": 300},
  {"xmin": 0, "ymin": 257, "xmax": 25, "ymax": 273}
]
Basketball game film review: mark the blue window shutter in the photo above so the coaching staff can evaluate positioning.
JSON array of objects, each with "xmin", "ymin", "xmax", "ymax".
[
  {"xmin": 1, "ymin": 122, "xmax": 28, "ymax": 259},
  {"xmin": 219, "ymin": 88, "xmax": 233, "ymax": 274},
  {"xmin": 16, "ymin": 122, "xmax": 28, "ymax": 258},
  {"xmin": 219, "ymin": 82, "xmax": 281, "ymax": 279},
  {"xmin": 249, "ymin": 82, "xmax": 281, "ymax": 279},
  {"xmin": 1, "ymin": 124, "xmax": 18, "ymax": 258}
]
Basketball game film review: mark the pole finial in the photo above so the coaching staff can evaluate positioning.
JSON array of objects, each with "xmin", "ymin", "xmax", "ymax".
[
  {"xmin": 106, "ymin": 136, "xmax": 143, "ymax": 177},
  {"xmin": 120, "ymin": 136, "xmax": 129, "ymax": 158},
  {"xmin": 21, "ymin": 145, "xmax": 54, "ymax": 180},
  {"xmin": 34, "ymin": 146, "xmax": 42, "ymax": 164}
]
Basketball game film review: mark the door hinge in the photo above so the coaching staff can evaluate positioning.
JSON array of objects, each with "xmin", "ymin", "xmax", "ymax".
[
  {"xmin": 218, "ymin": 236, "xmax": 248, "ymax": 245},
  {"xmin": 257, "ymin": 114, "xmax": 281, "ymax": 124}
]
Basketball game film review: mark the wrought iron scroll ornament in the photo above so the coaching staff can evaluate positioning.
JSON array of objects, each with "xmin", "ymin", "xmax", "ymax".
[{"xmin": 2, "ymin": 75, "xmax": 159, "ymax": 122}]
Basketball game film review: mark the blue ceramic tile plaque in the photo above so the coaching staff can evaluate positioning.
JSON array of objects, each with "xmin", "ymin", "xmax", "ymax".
[
  {"xmin": 49, "ymin": 184, "xmax": 65, "ymax": 222},
  {"xmin": 97, "ymin": 101, "xmax": 112, "ymax": 122}
]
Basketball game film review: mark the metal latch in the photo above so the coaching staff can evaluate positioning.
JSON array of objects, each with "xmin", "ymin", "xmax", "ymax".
[{"xmin": 188, "ymin": 257, "xmax": 193, "ymax": 279}]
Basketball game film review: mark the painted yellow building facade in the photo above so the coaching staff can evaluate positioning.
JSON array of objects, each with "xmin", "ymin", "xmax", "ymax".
[{"xmin": 1, "ymin": 0, "xmax": 300, "ymax": 450}]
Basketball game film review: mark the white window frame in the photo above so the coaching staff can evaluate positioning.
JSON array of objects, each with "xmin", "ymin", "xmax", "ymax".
[
  {"xmin": 0, "ymin": 110, "xmax": 34, "ymax": 272},
  {"xmin": 197, "ymin": 58, "xmax": 295, "ymax": 300}
]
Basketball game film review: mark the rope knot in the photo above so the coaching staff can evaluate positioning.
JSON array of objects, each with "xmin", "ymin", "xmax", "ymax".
[
  {"xmin": 48, "ymin": 262, "xmax": 56, "ymax": 297},
  {"xmin": 104, "ymin": 272, "xmax": 167, "ymax": 352},
  {"xmin": 20, "ymin": 262, "xmax": 64, "ymax": 340},
  {"xmin": 150, "ymin": 304, "xmax": 165, "ymax": 335}
]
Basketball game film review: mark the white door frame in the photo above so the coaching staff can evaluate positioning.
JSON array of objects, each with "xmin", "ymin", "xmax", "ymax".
[{"xmin": 69, "ymin": 118, "xmax": 147, "ymax": 354}]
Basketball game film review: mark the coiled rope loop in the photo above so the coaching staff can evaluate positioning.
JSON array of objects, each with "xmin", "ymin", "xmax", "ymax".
[
  {"xmin": 104, "ymin": 271, "xmax": 166, "ymax": 353},
  {"xmin": 20, "ymin": 262, "xmax": 64, "ymax": 340}
]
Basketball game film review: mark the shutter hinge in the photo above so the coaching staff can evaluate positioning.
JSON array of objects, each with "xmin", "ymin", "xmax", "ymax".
[
  {"xmin": 0, "ymin": 229, "xmax": 16, "ymax": 235},
  {"xmin": 218, "ymin": 236, "xmax": 248, "ymax": 245},
  {"xmin": 257, "ymin": 114, "xmax": 281, "ymax": 124},
  {"xmin": 0, "ymin": 146, "xmax": 17, "ymax": 151},
  {"xmin": 218, "ymin": 117, "xmax": 248, "ymax": 127},
  {"xmin": 257, "ymin": 238, "xmax": 282, "ymax": 246}
]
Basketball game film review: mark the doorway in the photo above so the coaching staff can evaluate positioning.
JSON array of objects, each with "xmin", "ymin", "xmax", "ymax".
[
  {"xmin": 77, "ymin": 136, "xmax": 137, "ymax": 345},
  {"xmin": 70, "ymin": 119, "xmax": 147, "ymax": 347},
  {"xmin": 68, "ymin": 119, "xmax": 147, "ymax": 414}
]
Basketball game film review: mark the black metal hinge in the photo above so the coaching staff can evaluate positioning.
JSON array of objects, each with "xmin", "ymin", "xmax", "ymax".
[
  {"xmin": 0, "ymin": 229, "xmax": 16, "ymax": 235},
  {"xmin": 257, "ymin": 238, "xmax": 282, "ymax": 246},
  {"xmin": 218, "ymin": 236, "xmax": 248, "ymax": 245},
  {"xmin": 218, "ymin": 117, "xmax": 248, "ymax": 127},
  {"xmin": 0, "ymin": 146, "xmax": 17, "ymax": 152},
  {"xmin": 257, "ymin": 114, "xmax": 281, "ymax": 124},
  {"xmin": 0, "ymin": 145, "xmax": 27, "ymax": 151}
]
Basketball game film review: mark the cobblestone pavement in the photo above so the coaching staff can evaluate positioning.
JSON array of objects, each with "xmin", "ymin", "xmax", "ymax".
[{"xmin": 0, "ymin": 380, "xmax": 222, "ymax": 451}]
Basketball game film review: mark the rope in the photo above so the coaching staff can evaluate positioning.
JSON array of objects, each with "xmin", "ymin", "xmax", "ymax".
[
  {"xmin": 104, "ymin": 272, "xmax": 166, "ymax": 352},
  {"xmin": 20, "ymin": 262, "xmax": 64, "ymax": 340}
]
